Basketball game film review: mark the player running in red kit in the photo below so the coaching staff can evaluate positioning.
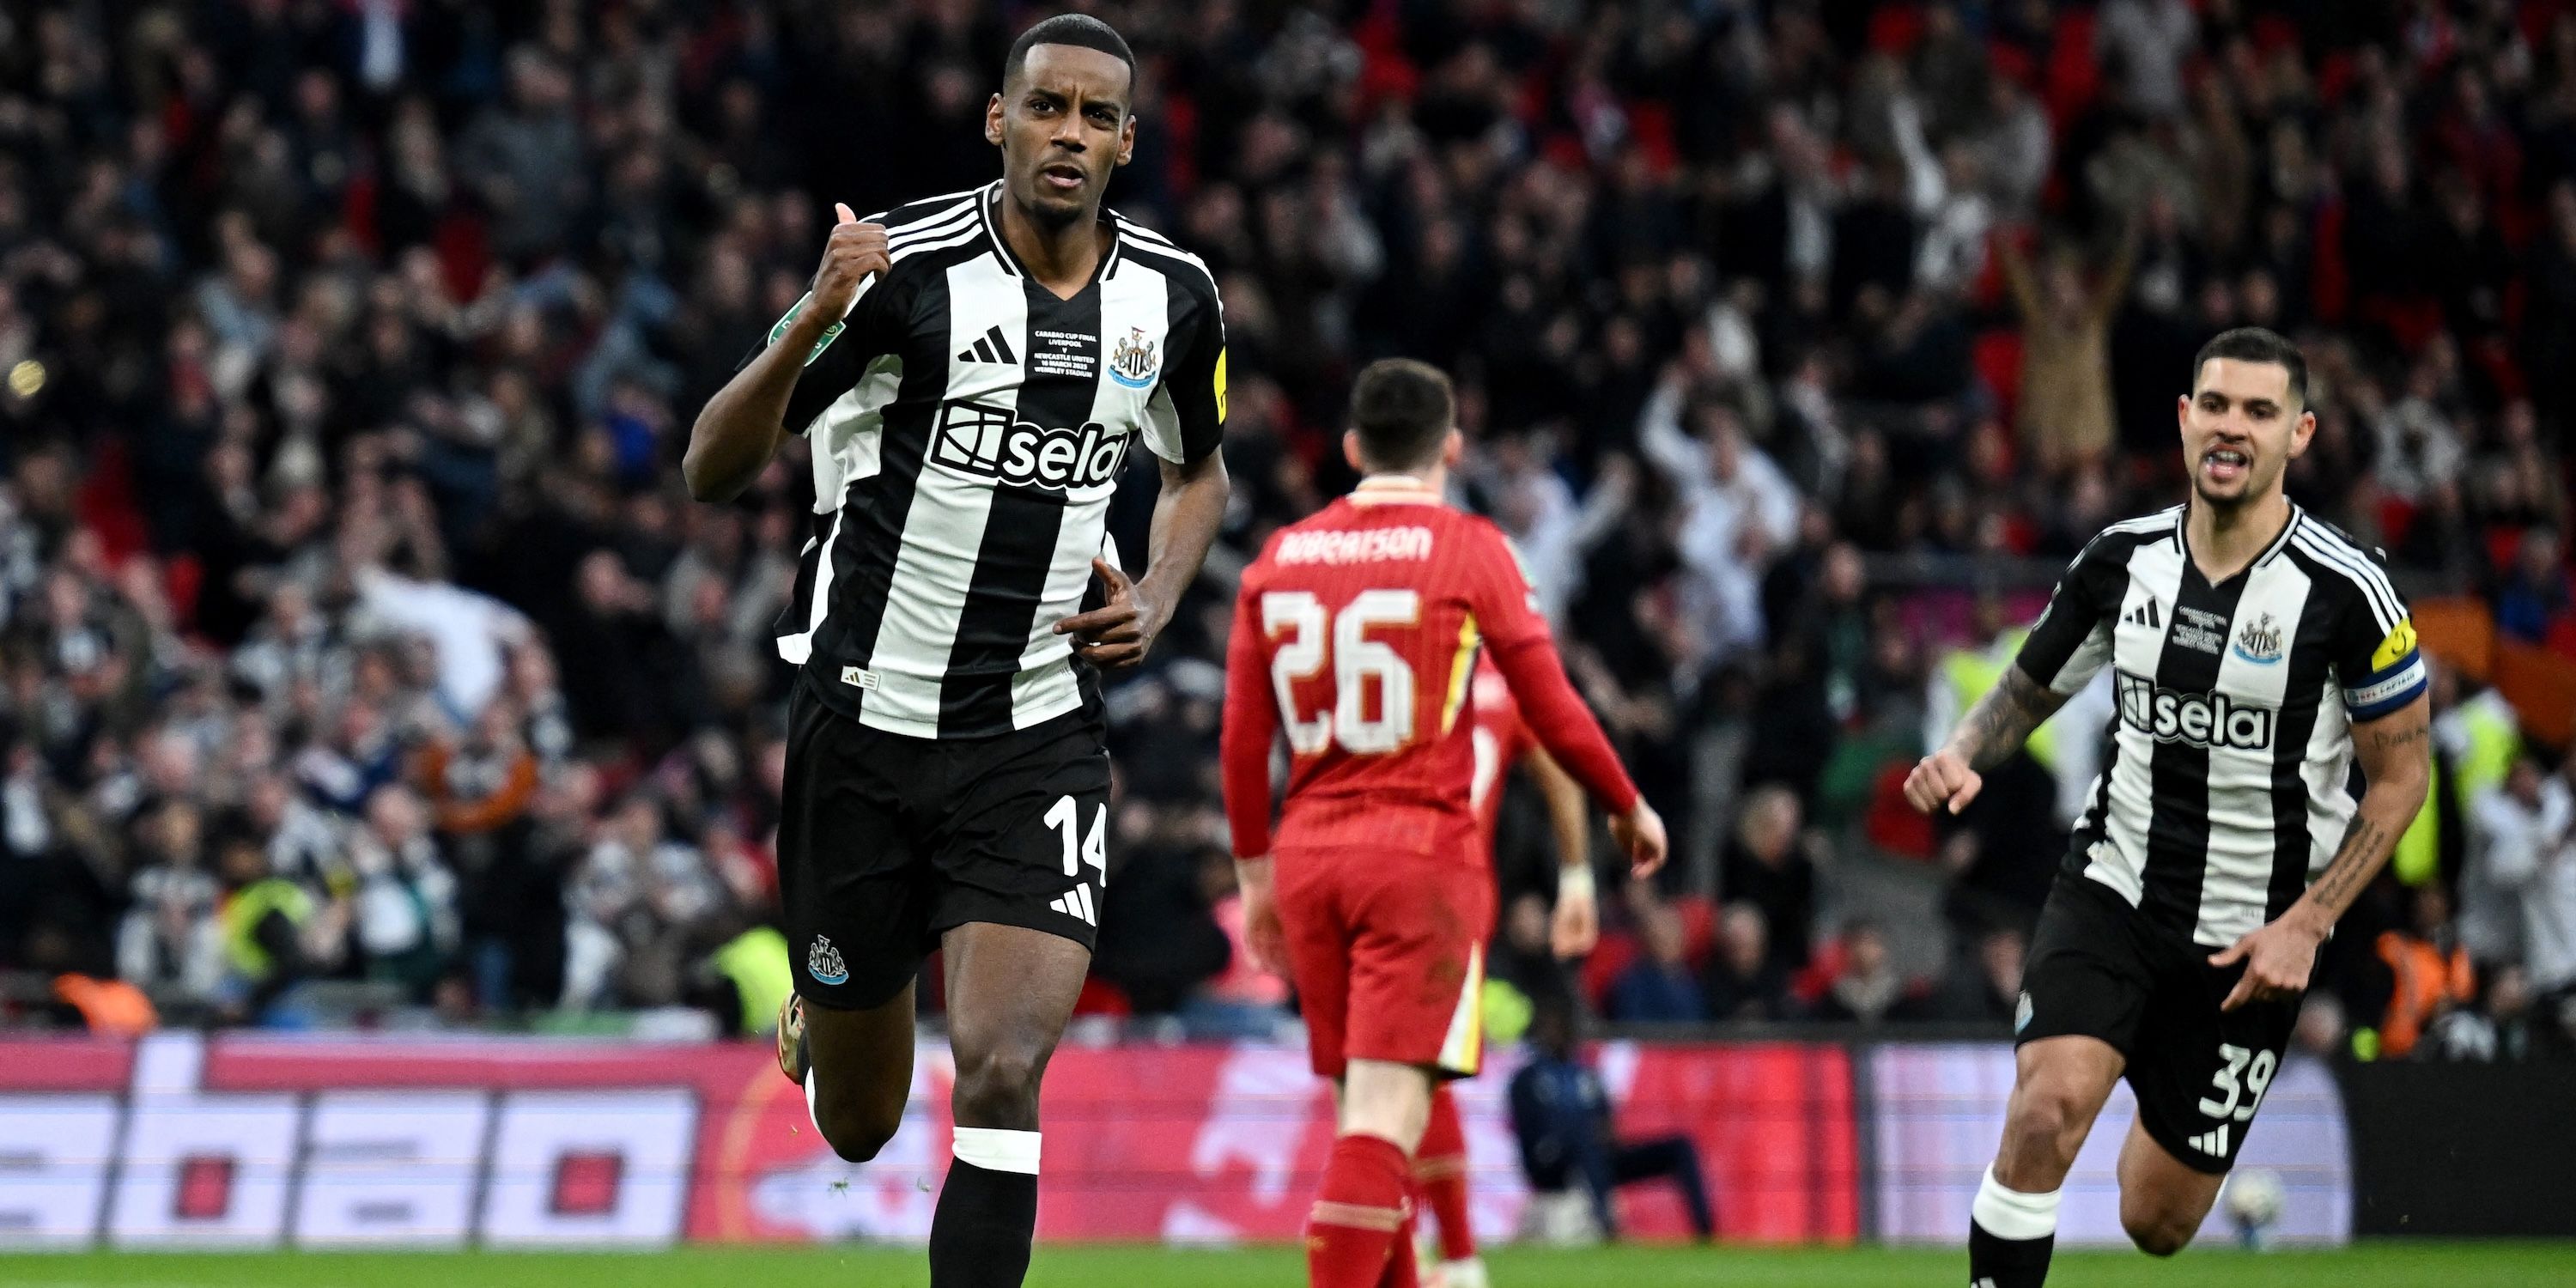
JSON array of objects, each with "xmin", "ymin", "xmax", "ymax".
[
  {"xmin": 1222, "ymin": 358, "xmax": 1665, "ymax": 1288},
  {"xmin": 1466, "ymin": 658, "xmax": 1605, "ymax": 957},
  {"xmin": 1409, "ymin": 659, "xmax": 1603, "ymax": 1288}
]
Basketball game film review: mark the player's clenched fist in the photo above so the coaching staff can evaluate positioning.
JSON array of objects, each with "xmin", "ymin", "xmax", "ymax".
[
  {"xmin": 1904, "ymin": 748, "xmax": 1984, "ymax": 815},
  {"xmin": 811, "ymin": 202, "xmax": 890, "ymax": 320},
  {"xmin": 1232, "ymin": 857, "xmax": 1287, "ymax": 976}
]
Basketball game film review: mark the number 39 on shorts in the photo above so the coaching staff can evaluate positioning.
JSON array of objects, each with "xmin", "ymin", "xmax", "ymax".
[
  {"xmin": 1262, "ymin": 589, "xmax": 1421, "ymax": 755},
  {"xmin": 2196, "ymin": 1042, "xmax": 2277, "ymax": 1123}
]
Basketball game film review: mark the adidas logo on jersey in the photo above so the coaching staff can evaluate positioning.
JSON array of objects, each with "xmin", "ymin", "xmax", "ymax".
[
  {"xmin": 2115, "ymin": 671, "xmax": 2275, "ymax": 750},
  {"xmin": 2125, "ymin": 598, "xmax": 2160, "ymax": 628},
  {"xmin": 2187, "ymin": 1124, "xmax": 2232, "ymax": 1157},
  {"xmin": 933, "ymin": 399, "xmax": 1132, "ymax": 492},
  {"xmin": 956, "ymin": 325, "xmax": 1019, "ymax": 365}
]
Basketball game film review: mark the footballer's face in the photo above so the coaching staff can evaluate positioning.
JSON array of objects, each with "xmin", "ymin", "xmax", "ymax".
[
  {"xmin": 989, "ymin": 45, "xmax": 1134, "ymax": 228},
  {"xmin": 2179, "ymin": 356, "xmax": 2313, "ymax": 510}
]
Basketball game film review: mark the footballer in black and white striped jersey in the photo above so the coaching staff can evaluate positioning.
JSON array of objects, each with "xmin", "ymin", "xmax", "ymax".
[{"xmin": 745, "ymin": 180, "xmax": 1224, "ymax": 739}]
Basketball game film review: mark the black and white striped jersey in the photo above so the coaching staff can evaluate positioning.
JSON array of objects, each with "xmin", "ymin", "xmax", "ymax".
[
  {"xmin": 2015, "ymin": 504, "xmax": 2429, "ymax": 947},
  {"xmin": 746, "ymin": 181, "xmax": 1225, "ymax": 739}
]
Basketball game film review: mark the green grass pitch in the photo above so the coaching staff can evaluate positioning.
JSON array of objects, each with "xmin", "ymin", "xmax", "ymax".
[{"xmin": 5, "ymin": 1242, "xmax": 2573, "ymax": 1287}]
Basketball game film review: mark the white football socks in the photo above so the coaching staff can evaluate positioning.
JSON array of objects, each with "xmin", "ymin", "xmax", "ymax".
[
  {"xmin": 952, "ymin": 1126, "xmax": 1042, "ymax": 1176},
  {"xmin": 805, "ymin": 1072, "xmax": 1042, "ymax": 1178},
  {"xmin": 1971, "ymin": 1163, "xmax": 2062, "ymax": 1240},
  {"xmin": 1437, "ymin": 1255, "xmax": 1490, "ymax": 1288}
]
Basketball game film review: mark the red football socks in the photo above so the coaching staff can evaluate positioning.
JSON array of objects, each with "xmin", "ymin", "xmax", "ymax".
[
  {"xmin": 1307, "ymin": 1133, "xmax": 1412, "ymax": 1288},
  {"xmin": 1413, "ymin": 1087, "xmax": 1475, "ymax": 1262},
  {"xmin": 1375, "ymin": 1209, "xmax": 1419, "ymax": 1288}
]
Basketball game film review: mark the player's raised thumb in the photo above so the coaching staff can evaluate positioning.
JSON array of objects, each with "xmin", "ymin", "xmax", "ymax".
[
  {"xmin": 834, "ymin": 202, "xmax": 858, "ymax": 226},
  {"xmin": 1946, "ymin": 774, "xmax": 1983, "ymax": 814}
]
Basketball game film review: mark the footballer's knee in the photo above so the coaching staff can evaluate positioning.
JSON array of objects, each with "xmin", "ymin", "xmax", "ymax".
[
  {"xmin": 812, "ymin": 1082, "xmax": 905, "ymax": 1163},
  {"xmin": 2117, "ymin": 1184, "xmax": 2207, "ymax": 1258},
  {"xmin": 951, "ymin": 1036, "xmax": 1049, "ymax": 1130},
  {"xmin": 1996, "ymin": 1076, "xmax": 2091, "ymax": 1178},
  {"xmin": 1995, "ymin": 1041, "xmax": 2119, "ymax": 1188},
  {"xmin": 2122, "ymin": 1207, "xmax": 2198, "ymax": 1258}
]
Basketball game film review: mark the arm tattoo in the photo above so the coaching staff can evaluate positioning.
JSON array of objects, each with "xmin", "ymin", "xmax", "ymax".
[
  {"xmin": 2306, "ymin": 817, "xmax": 2387, "ymax": 915},
  {"xmin": 1942, "ymin": 666, "xmax": 2067, "ymax": 772},
  {"xmin": 2298, "ymin": 707, "xmax": 2429, "ymax": 920}
]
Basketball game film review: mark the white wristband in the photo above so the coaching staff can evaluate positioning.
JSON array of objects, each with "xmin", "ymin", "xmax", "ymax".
[{"xmin": 1558, "ymin": 864, "xmax": 1596, "ymax": 901}]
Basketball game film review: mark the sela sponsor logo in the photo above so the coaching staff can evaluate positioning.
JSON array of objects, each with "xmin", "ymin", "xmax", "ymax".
[
  {"xmin": 933, "ymin": 400, "xmax": 1133, "ymax": 491},
  {"xmin": 2115, "ymin": 671, "xmax": 2276, "ymax": 750},
  {"xmin": 0, "ymin": 1034, "xmax": 698, "ymax": 1249},
  {"xmin": 2233, "ymin": 612, "xmax": 2285, "ymax": 665},
  {"xmin": 806, "ymin": 934, "xmax": 849, "ymax": 986},
  {"xmin": 1108, "ymin": 327, "xmax": 1159, "ymax": 389},
  {"xmin": 1, "ymin": 1033, "xmax": 1857, "ymax": 1249}
]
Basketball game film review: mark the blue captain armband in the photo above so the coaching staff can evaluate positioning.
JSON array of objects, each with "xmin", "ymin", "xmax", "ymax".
[{"xmin": 2344, "ymin": 643, "xmax": 2427, "ymax": 721}]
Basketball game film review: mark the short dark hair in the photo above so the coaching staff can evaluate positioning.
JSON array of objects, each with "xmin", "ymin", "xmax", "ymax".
[
  {"xmin": 1350, "ymin": 359, "xmax": 1455, "ymax": 471},
  {"xmin": 1003, "ymin": 14, "xmax": 1137, "ymax": 101},
  {"xmin": 2192, "ymin": 326, "xmax": 2308, "ymax": 407}
]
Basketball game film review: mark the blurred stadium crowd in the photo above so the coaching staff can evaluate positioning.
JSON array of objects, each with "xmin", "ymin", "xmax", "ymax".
[{"xmin": 0, "ymin": 0, "xmax": 2573, "ymax": 1059}]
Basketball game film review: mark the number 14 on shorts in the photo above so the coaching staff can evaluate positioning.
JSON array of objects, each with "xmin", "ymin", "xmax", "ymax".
[{"xmin": 1046, "ymin": 795, "xmax": 1109, "ymax": 926}]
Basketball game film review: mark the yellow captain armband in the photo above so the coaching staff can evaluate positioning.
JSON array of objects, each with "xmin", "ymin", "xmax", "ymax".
[{"xmin": 2371, "ymin": 618, "xmax": 2419, "ymax": 672}]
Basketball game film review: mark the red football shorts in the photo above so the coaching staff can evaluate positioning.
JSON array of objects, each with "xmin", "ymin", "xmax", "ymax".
[{"xmin": 1276, "ymin": 848, "xmax": 1493, "ymax": 1080}]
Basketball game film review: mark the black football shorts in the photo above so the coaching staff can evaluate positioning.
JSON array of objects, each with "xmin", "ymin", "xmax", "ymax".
[
  {"xmin": 2017, "ymin": 871, "xmax": 2300, "ymax": 1174},
  {"xmin": 775, "ymin": 677, "xmax": 1110, "ymax": 1010}
]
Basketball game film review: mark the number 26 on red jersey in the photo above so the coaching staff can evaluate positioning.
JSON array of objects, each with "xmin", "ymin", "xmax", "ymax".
[{"xmin": 1261, "ymin": 589, "xmax": 1420, "ymax": 755}]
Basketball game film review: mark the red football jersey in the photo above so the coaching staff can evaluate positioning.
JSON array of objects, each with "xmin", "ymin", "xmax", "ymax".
[
  {"xmin": 1466, "ymin": 657, "xmax": 1533, "ymax": 854},
  {"xmin": 1222, "ymin": 481, "xmax": 1638, "ymax": 866}
]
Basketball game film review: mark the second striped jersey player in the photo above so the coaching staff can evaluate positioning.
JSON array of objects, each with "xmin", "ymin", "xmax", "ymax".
[
  {"xmin": 2016, "ymin": 500, "xmax": 2427, "ymax": 946},
  {"xmin": 1912, "ymin": 327, "xmax": 2433, "ymax": 1288}
]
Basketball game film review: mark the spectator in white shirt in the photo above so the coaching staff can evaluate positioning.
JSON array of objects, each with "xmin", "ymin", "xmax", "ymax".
[
  {"xmin": 1640, "ymin": 378, "xmax": 1801, "ymax": 659},
  {"xmin": 347, "ymin": 784, "xmax": 459, "ymax": 995},
  {"xmin": 2097, "ymin": 0, "xmax": 2196, "ymax": 120},
  {"xmin": 1479, "ymin": 430, "xmax": 1626, "ymax": 626}
]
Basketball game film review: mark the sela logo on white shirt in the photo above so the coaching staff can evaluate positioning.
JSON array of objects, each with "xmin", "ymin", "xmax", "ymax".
[
  {"xmin": 933, "ymin": 399, "xmax": 1131, "ymax": 491},
  {"xmin": 2115, "ymin": 671, "xmax": 2275, "ymax": 750}
]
